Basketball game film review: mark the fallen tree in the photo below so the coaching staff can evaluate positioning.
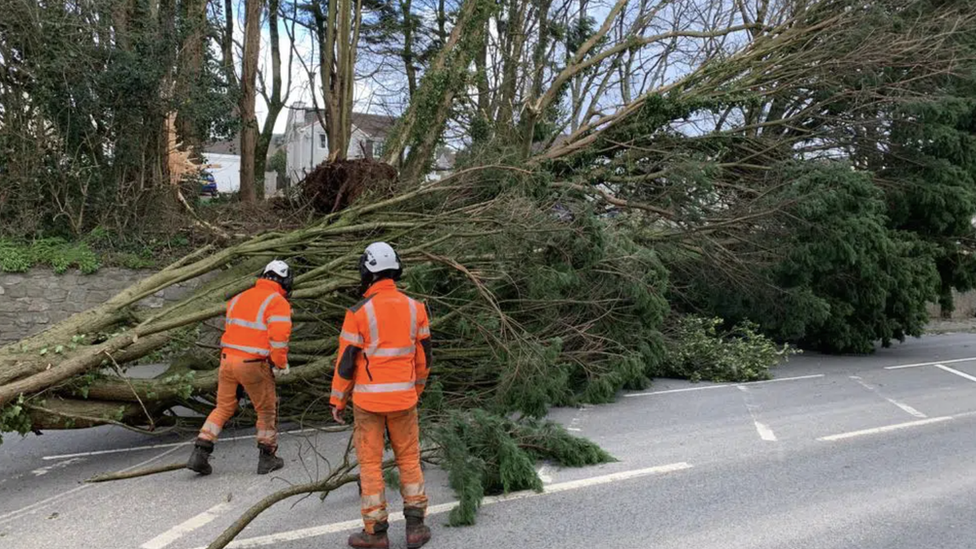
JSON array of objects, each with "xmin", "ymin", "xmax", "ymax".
[{"xmin": 4, "ymin": 0, "xmax": 974, "ymax": 544}]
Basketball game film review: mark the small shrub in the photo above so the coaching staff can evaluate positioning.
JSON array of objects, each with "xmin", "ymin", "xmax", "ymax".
[
  {"xmin": 0, "ymin": 238, "xmax": 101, "ymax": 273},
  {"xmin": 0, "ymin": 396, "xmax": 34, "ymax": 445},
  {"xmin": 658, "ymin": 316, "xmax": 799, "ymax": 382}
]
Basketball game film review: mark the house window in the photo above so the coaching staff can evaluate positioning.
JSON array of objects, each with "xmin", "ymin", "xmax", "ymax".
[
  {"xmin": 363, "ymin": 140, "xmax": 375, "ymax": 159},
  {"xmin": 318, "ymin": 133, "xmax": 327, "ymax": 150}
]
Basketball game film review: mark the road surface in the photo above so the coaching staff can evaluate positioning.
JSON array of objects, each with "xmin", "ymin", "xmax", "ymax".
[{"xmin": 3, "ymin": 333, "xmax": 976, "ymax": 548}]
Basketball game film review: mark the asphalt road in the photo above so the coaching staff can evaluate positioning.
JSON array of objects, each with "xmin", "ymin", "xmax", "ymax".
[{"xmin": 4, "ymin": 333, "xmax": 976, "ymax": 549}]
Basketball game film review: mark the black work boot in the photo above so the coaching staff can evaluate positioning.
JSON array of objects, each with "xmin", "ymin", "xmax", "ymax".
[
  {"xmin": 348, "ymin": 522, "xmax": 390, "ymax": 549},
  {"xmin": 186, "ymin": 439, "xmax": 214, "ymax": 475},
  {"xmin": 405, "ymin": 510, "xmax": 431, "ymax": 549},
  {"xmin": 256, "ymin": 444, "xmax": 284, "ymax": 475}
]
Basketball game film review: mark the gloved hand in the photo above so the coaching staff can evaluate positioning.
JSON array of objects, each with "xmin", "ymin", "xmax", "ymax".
[{"xmin": 273, "ymin": 363, "xmax": 291, "ymax": 378}]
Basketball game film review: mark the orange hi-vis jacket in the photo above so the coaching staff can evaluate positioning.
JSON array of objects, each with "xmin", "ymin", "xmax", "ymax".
[
  {"xmin": 330, "ymin": 279, "xmax": 432, "ymax": 413},
  {"xmin": 221, "ymin": 279, "xmax": 292, "ymax": 368}
]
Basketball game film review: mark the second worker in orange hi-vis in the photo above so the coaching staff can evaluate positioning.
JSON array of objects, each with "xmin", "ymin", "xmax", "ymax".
[
  {"xmin": 187, "ymin": 260, "xmax": 294, "ymax": 476},
  {"xmin": 330, "ymin": 242, "xmax": 433, "ymax": 549}
]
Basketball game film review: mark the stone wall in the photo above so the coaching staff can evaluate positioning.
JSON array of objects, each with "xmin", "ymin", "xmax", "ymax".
[
  {"xmin": 0, "ymin": 268, "xmax": 208, "ymax": 344},
  {"xmin": 927, "ymin": 290, "xmax": 976, "ymax": 320}
]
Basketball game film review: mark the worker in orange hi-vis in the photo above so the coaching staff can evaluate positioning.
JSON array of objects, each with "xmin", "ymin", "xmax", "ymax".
[
  {"xmin": 331, "ymin": 242, "xmax": 433, "ymax": 549},
  {"xmin": 187, "ymin": 260, "xmax": 294, "ymax": 476}
]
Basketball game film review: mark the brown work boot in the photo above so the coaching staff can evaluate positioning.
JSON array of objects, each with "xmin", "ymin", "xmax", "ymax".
[
  {"xmin": 186, "ymin": 439, "xmax": 214, "ymax": 475},
  {"xmin": 405, "ymin": 512, "xmax": 431, "ymax": 549},
  {"xmin": 348, "ymin": 522, "xmax": 390, "ymax": 549},
  {"xmin": 256, "ymin": 444, "xmax": 284, "ymax": 475}
]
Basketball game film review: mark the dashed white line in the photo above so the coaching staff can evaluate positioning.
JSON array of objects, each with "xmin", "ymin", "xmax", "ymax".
[
  {"xmin": 737, "ymin": 386, "xmax": 777, "ymax": 442},
  {"xmin": 935, "ymin": 364, "xmax": 976, "ymax": 383},
  {"xmin": 885, "ymin": 356, "xmax": 976, "ymax": 370},
  {"xmin": 818, "ymin": 417, "xmax": 953, "ymax": 442},
  {"xmin": 31, "ymin": 457, "xmax": 87, "ymax": 476},
  {"xmin": 189, "ymin": 462, "xmax": 693, "ymax": 549},
  {"xmin": 850, "ymin": 376, "xmax": 927, "ymax": 418},
  {"xmin": 142, "ymin": 501, "xmax": 234, "ymax": 549},
  {"xmin": 753, "ymin": 422, "xmax": 777, "ymax": 441}
]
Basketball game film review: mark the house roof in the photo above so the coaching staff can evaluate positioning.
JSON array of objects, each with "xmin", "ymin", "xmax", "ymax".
[
  {"xmin": 204, "ymin": 137, "xmax": 240, "ymax": 156},
  {"xmin": 297, "ymin": 109, "xmax": 397, "ymax": 139},
  {"xmin": 203, "ymin": 134, "xmax": 285, "ymax": 158}
]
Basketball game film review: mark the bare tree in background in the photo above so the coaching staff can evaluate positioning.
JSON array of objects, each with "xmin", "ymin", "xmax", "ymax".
[{"xmin": 239, "ymin": 0, "xmax": 263, "ymax": 202}]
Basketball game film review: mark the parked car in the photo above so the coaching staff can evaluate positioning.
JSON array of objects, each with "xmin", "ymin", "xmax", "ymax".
[{"xmin": 200, "ymin": 171, "xmax": 218, "ymax": 197}]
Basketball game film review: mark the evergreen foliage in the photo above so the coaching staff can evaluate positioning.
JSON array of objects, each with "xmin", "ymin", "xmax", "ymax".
[
  {"xmin": 432, "ymin": 409, "xmax": 613, "ymax": 526},
  {"xmin": 673, "ymin": 162, "xmax": 942, "ymax": 353},
  {"xmin": 661, "ymin": 316, "xmax": 798, "ymax": 382}
]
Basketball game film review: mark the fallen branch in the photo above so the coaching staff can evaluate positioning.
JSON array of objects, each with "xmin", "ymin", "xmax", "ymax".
[{"xmin": 86, "ymin": 462, "xmax": 187, "ymax": 483}]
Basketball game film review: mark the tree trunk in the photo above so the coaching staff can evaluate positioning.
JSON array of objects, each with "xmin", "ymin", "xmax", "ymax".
[
  {"xmin": 519, "ymin": 0, "xmax": 553, "ymax": 157},
  {"xmin": 437, "ymin": 0, "xmax": 447, "ymax": 44},
  {"xmin": 255, "ymin": 0, "xmax": 287, "ymax": 196},
  {"xmin": 222, "ymin": 0, "xmax": 236, "ymax": 87},
  {"xmin": 497, "ymin": 0, "xmax": 527, "ymax": 129},
  {"xmin": 401, "ymin": 0, "xmax": 417, "ymax": 97},
  {"xmin": 239, "ymin": 0, "xmax": 262, "ymax": 203},
  {"xmin": 322, "ymin": 0, "xmax": 340, "ymax": 160},
  {"xmin": 475, "ymin": 32, "xmax": 490, "ymax": 124},
  {"xmin": 176, "ymin": 0, "xmax": 208, "ymax": 155},
  {"xmin": 382, "ymin": 0, "xmax": 496, "ymax": 180}
]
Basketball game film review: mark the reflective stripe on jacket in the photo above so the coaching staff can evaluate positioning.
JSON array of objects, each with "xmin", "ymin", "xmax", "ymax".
[
  {"xmin": 330, "ymin": 279, "xmax": 432, "ymax": 413},
  {"xmin": 221, "ymin": 279, "xmax": 292, "ymax": 368}
]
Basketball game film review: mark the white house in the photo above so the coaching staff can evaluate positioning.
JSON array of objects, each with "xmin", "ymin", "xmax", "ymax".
[
  {"xmin": 203, "ymin": 135, "xmax": 283, "ymax": 196},
  {"xmin": 284, "ymin": 104, "xmax": 397, "ymax": 184}
]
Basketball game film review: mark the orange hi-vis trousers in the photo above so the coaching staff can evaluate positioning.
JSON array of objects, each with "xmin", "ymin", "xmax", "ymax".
[
  {"xmin": 354, "ymin": 405, "xmax": 428, "ymax": 533},
  {"xmin": 198, "ymin": 354, "xmax": 279, "ymax": 449}
]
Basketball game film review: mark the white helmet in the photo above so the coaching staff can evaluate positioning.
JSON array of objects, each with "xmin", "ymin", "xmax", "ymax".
[
  {"xmin": 262, "ymin": 259, "xmax": 294, "ymax": 295},
  {"xmin": 263, "ymin": 259, "xmax": 290, "ymax": 278},
  {"xmin": 360, "ymin": 242, "xmax": 401, "ymax": 274}
]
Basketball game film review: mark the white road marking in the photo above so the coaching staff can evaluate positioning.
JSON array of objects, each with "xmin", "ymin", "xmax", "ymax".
[
  {"xmin": 885, "ymin": 356, "xmax": 976, "ymax": 370},
  {"xmin": 754, "ymin": 422, "xmax": 777, "ymax": 441},
  {"xmin": 935, "ymin": 364, "xmax": 976, "ymax": 383},
  {"xmin": 625, "ymin": 384, "xmax": 730, "ymax": 397},
  {"xmin": 42, "ymin": 427, "xmax": 323, "ymax": 461},
  {"xmin": 31, "ymin": 457, "xmax": 87, "ymax": 476},
  {"xmin": 625, "ymin": 374, "xmax": 825, "ymax": 398},
  {"xmin": 141, "ymin": 502, "xmax": 234, "ymax": 549},
  {"xmin": 850, "ymin": 376, "xmax": 927, "ymax": 419},
  {"xmin": 737, "ymin": 386, "xmax": 777, "ymax": 442},
  {"xmin": 0, "ymin": 444, "xmax": 185, "ymax": 525},
  {"xmin": 189, "ymin": 462, "xmax": 693, "ymax": 549},
  {"xmin": 818, "ymin": 417, "xmax": 953, "ymax": 442},
  {"xmin": 564, "ymin": 404, "xmax": 590, "ymax": 433},
  {"xmin": 739, "ymin": 374, "xmax": 825, "ymax": 385},
  {"xmin": 536, "ymin": 465, "xmax": 553, "ymax": 484}
]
